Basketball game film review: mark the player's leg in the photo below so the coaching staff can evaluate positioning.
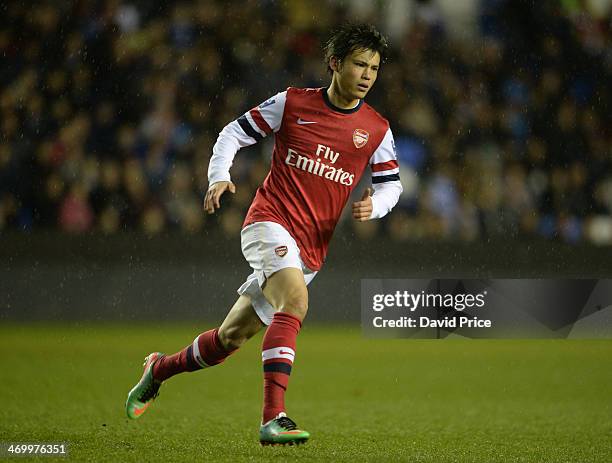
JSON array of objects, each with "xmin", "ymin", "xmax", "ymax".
[
  {"xmin": 259, "ymin": 267, "xmax": 310, "ymax": 445},
  {"xmin": 262, "ymin": 267, "xmax": 309, "ymax": 321},
  {"xmin": 218, "ymin": 295, "xmax": 266, "ymax": 350},
  {"xmin": 237, "ymin": 221, "xmax": 314, "ymax": 443},
  {"xmin": 126, "ymin": 295, "xmax": 264, "ymax": 419},
  {"xmin": 153, "ymin": 295, "xmax": 264, "ymax": 380}
]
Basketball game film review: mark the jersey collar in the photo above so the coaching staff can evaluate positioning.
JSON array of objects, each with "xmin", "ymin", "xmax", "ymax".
[{"xmin": 321, "ymin": 87, "xmax": 363, "ymax": 114}]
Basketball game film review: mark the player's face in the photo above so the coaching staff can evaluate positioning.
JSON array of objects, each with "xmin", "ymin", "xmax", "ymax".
[{"xmin": 335, "ymin": 49, "xmax": 380, "ymax": 100}]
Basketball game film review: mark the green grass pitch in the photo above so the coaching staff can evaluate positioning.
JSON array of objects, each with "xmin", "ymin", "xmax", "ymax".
[{"xmin": 0, "ymin": 324, "xmax": 610, "ymax": 462}]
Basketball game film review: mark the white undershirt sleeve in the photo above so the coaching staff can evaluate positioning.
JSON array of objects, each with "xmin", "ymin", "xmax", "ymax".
[
  {"xmin": 369, "ymin": 127, "xmax": 403, "ymax": 219},
  {"xmin": 208, "ymin": 91, "xmax": 287, "ymax": 185},
  {"xmin": 371, "ymin": 181, "xmax": 403, "ymax": 219}
]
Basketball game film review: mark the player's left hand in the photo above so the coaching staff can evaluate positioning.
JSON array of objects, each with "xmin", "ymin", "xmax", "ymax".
[{"xmin": 352, "ymin": 187, "xmax": 373, "ymax": 222}]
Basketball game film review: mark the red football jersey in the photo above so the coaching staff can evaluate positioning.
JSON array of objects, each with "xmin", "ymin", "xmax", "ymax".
[{"xmin": 236, "ymin": 87, "xmax": 398, "ymax": 270}]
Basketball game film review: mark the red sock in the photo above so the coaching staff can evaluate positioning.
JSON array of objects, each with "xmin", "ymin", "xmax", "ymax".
[
  {"xmin": 261, "ymin": 312, "xmax": 302, "ymax": 423},
  {"xmin": 152, "ymin": 328, "xmax": 235, "ymax": 382}
]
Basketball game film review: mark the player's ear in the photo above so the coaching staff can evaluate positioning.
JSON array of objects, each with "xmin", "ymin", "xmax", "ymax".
[{"xmin": 330, "ymin": 56, "xmax": 341, "ymax": 72}]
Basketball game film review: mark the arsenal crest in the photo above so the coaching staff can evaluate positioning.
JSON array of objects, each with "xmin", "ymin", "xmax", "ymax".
[
  {"xmin": 275, "ymin": 245, "xmax": 288, "ymax": 258},
  {"xmin": 353, "ymin": 129, "xmax": 369, "ymax": 148}
]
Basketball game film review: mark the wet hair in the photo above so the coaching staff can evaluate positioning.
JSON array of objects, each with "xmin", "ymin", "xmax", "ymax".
[{"xmin": 323, "ymin": 23, "xmax": 389, "ymax": 74}]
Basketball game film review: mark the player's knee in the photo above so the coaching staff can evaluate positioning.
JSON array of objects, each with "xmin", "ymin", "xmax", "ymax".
[
  {"xmin": 281, "ymin": 292, "xmax": 309, "ymax": 320},
  {"xmin": 218, "ymin": 325, "xmax": 248, "ymax": 351}
]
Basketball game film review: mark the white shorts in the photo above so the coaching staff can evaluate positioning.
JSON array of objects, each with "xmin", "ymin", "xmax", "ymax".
[{"xmin": 237, "ymin": 221, "xmax": 317, "ymax": 325}]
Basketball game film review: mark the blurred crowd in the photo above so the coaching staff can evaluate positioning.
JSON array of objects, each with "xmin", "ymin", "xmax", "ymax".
[{"xmin": 0, "ymin": 0, "xmax": 611, "ymax": 244}]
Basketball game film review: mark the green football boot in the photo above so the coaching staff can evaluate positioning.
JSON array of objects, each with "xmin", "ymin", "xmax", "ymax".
[
  {"xmin": 125, "ymin": 352, "xmax": 163, "ymax": 419},
  {"xmin": 259, "ymin": 413, "xmax": 310, "ymax": 446}
]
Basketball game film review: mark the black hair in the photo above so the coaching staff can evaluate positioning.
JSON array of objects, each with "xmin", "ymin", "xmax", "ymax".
[{"xmin": 323, "ymin": 23, "xmax": 389, "ymax": 74}]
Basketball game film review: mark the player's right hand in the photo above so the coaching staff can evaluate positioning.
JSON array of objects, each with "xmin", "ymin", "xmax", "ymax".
[{"xmin": 204, "ymin": 181, "xmax": 236, "ymax": 214}]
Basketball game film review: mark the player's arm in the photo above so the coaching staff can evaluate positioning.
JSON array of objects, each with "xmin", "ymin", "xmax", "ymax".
[
  {"xmin": 205, "ymin": 92, "xmax": 287, "ymax": 214},
  {"xmin": 352, "ymin": 127, "xmax": 403, "ymax": 221}
]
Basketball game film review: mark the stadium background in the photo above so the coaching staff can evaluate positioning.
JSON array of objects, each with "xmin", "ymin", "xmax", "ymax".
[
  {"xmin": 1, "ymin": 1, "xmax": 611, "ymax": 462},
  {"xmin": 1, "ymin": 0, "xmax": 610, "ymax": 321}
]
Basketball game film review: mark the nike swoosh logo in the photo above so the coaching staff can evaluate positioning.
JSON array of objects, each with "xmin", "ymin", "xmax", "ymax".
[
  {"xmin": 133, "ymin": 403, "xmax": 149, "ymax": 416},
  {"xmin": 297, "ymin": 118, "xmax": 317, "ymax": 125},
  {"xmin": 278, "ymin": 350, "xmax": 293, "ymax": 356}
]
